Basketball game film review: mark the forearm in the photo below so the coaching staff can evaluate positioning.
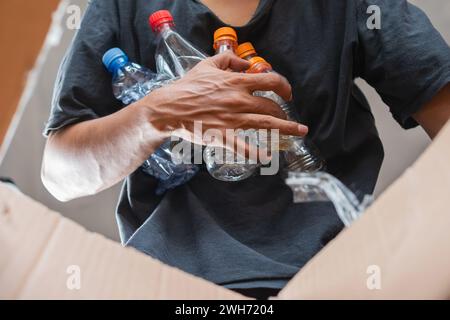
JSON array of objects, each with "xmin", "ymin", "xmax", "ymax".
[{"xmin": 42, "ymin": 99, "xmax": 168, "ymax": 202}]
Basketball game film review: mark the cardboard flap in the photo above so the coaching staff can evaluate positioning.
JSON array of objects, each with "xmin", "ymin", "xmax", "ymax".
[
  {"xmin": 0, "ymin": 185, "xmax": 60, "ymax": 298},
  {"xmin": 0, "ymin": 185, "xmax": 246, "ymax": 300},
  {"xmin": 279, "ymin": 121, "xmax": 450, "ymax": 300}
]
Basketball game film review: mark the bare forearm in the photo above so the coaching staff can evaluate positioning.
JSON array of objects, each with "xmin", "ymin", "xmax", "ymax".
[{"xmin": 42, "ymin": 100, "xmax": 168, "ymax": 202}]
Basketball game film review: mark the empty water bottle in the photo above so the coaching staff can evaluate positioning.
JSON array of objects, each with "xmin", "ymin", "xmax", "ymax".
[
  {"xmin": 149, "ymin": 10, "xmax": 207, "ymax": 78},
  {"xmin": 102, "ymin": 48, "xmax": 199, "ymax": 194},
  {"xmin": 238, "ymin": 46, "xmax": 326, "ymax": 173},
  {"xmin": 204, "ymin": 27, "xmax": 260, "ymax": 182}
]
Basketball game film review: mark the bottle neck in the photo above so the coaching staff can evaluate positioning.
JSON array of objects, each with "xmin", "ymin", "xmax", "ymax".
[
  {"xmin": 155, "ymin": 22, "xmax": 175, "ymax": 38},
  {"xmin": 109, "ymin": 56, "xmax": 129, "ymax": 74},
  {"xmin": 214, "ymin": 39, "xmax": 237, "ymax": 55},
  {"xmin": 242, "ymin": 53, "xmax": 258, "ymax": 61},
  {"xmin": 247, "ymin": 62, "xmax": 273, "ymax": 74}
]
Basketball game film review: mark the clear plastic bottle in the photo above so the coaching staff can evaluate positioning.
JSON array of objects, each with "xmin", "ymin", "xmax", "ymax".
[
  {"xmin": 102, "ymin": 48, "xmax": 199, "ymax": 194},
  {"xmin": 103, "ymin": 48, "xmax": 165, "ymax": 105},
  {"xmin": 149, "ymin": 10, "xmax": 207, "ymax": 78},
  {"xmin": 204, "ymin": 27, "xmax": 260, "ymax": 182},
  {"xmin": 243, "ymin": 54, "xmax": 326, "ymax": 173}
]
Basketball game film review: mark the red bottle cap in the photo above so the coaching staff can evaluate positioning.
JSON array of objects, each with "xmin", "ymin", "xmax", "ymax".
[{"xmin": 149, "ymin": 10, "xmax": 174, "ymax": 32}]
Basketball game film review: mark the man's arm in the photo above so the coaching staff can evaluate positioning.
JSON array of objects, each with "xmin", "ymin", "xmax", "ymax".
[
  {"xmin": 42, "ymin": 101, "xmax": 164, "ymax": 202},
  {"xmin": 42, "ymin": 53, "xmax": 307, "ymax": 202},
  {"xmin": 413, "ymin": 84, "xmax": 450, "ymax": 139}
]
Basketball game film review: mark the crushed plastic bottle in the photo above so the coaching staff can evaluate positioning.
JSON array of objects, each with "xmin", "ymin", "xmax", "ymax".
[
  {"xmin": 239, "ymin": 46, "xmax": 326, "ymax": 173},
  {"xmin": 286, "ymin": 172, "xmax": 373, "ymax": 226},
  {"xmin": 103, "ymin": 48, "xmax": 199, "ymax": 194},
  {"xmin": 204, "ymin": 27, "xmax": 260, "ymax": 182}
]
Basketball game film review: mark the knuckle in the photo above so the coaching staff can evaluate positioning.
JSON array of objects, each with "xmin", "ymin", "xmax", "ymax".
[
  {"xmin": 221, "ymin": 51, "xmax": 235, "ymax": 59},
  {"xmin": 219, "ymin": 112, "xmax": 233, "ymax": 123},
  {"xmin": 235, "ymin": 117, "xmax": 249, "ymax": 129},
  {"xmin": 259, "ymin": 116, "xmax": 273, "ymax": 128},
  {"xmin": 229, "ymin": 73, "xmax": 247, "ymax": 86},
  {"xmin": 227, "ymin": 91, "xmax": 247, "ymax": 107}
]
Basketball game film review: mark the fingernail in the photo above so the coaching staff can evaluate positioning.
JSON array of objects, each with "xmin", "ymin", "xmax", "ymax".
[{"xmin": 298, "ymin": 124, "xmax": 309, "ymax": 135}]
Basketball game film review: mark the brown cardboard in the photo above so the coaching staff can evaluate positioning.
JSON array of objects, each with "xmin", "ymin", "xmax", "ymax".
[
  {"xmin": 0, "ymin": 184, "xmax": 247, "ymax": 300},
  {"xmin": 1, "ymin": 120, "xmax": 450, "ymax": 300},
  {"xmin": 278, "ymin": 120, "xmax": 450, "ymax": 300}
]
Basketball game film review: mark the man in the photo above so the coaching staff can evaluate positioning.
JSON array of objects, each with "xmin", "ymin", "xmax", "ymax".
[{"xmin": 42, "ymin": 0, "xmax": 450, "ymax": 299}]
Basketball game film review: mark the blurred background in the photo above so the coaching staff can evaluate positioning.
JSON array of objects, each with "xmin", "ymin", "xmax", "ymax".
[{"xmin": 0, "ymin": 0, "xmax": 449, "ymax": 242}]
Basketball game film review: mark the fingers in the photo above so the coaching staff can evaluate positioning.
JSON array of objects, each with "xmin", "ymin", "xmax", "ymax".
[
  {"xmin": 239, "ymin": 96, "xmax": 287, "ymax": 120},
  {"xmin": 242, "ymin": 72, "xmax": 293, "ymax": 102},
  {"xmin": 209, "ymin": 52, "xmax": 250, "ymax": 72},
  {"xmin": 237, "ymin": 114, "xmax": 309, "ymax": 137}
]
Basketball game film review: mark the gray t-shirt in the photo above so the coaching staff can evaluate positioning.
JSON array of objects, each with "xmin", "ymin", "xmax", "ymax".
[{"xmin": 45, "ymin": 0, "xmax": 450, "ymax": 289}]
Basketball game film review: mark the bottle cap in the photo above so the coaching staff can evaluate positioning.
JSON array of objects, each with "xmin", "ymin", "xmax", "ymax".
[
  {"xmin": 149, "ymin": 10, "xmax": 174, "ymax": 32},
  {"xmin": 248, "ymin": 56, "xmax": 272, "ymax": 69},
  {"xmin": 102, "ymin": 48, "xmax": 129, "ymax": 73},
  {"xmin": 236, "ymin": 42, "xmax": 257, "ymax": 59},
  {"xmin": 213, "ymin": 27, "xmax": 238, "ymax": 50}
]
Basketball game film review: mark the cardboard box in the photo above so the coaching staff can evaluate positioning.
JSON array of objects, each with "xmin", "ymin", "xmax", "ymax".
[
  {"xmin": 0, "ymin": 183, "xmax": 246, "ymax": 300},
  {"xmin": 1, "ymin": 119, "xmax": 449, "ymax": 300}
]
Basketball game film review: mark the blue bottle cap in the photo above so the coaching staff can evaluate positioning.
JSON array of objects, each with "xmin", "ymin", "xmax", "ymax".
[{"xmin": 102, "ymin": 48, "xmax": 129, "ymax": 73}]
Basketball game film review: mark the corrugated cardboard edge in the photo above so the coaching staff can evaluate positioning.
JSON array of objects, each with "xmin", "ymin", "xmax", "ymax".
[
  {"xmin": 0, "ymin": 185, "xmax": 247, "ymax": 300},
  {"xmin": 278, "ymin": 120, "xmax": 450, "ymax": 300}
]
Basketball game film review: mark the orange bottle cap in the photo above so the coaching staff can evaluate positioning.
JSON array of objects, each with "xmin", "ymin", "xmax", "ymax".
[
  {"xmin": 213, "ymin": 27, "xmax": 238, "ymax": 49},
  {"xmin": 248, "ymin": 56, "xmax": 272, "ymax": 69},
  {"xmin": 236, "ymin": 42, "xmax": 257, "ymax": 59}
]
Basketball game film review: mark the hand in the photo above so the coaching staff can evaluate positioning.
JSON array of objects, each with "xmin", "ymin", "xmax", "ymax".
[{"xmin": 143, "ymin": 52, "xmax": 308, "ymax": 147}]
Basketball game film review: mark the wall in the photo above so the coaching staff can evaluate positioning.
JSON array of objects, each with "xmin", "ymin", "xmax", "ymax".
[
  {"xmin": 0, "ymin": 0, "xmax": 59, "ymax": 150},
  {"xmin": 0, "ymin": 0, "xmax": 121, "ymax": 241},
  {"xmin": 0, "ymin": 0, "xmax": 448, "ymax": 242}
]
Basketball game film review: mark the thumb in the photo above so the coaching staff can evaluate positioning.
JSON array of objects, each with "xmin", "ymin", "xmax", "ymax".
[{"xmin": 209, "ymin": 52, "xmax": 250, "ymax": 72}]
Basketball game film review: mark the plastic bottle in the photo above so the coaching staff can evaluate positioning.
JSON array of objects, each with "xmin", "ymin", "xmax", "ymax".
[
  {"xmin": 149, "ymin": 10, "xmax": 207, "ymax": 78},
  {"xmin": 204, "ymin": 27, "xmax": 260, "ymax": 182},
  {"xmin": 102, "ymin": 48, "xmax": 169, "ymax": 105},
  {"xmin": 102, "ymin": 48, "xmax": 199, "ymax": 195},
  {"xmin": 243, "ymin": 53, "xmax": 326, "ymax": 173}
]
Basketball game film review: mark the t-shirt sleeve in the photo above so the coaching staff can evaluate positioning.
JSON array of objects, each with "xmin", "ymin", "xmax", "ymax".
[
  {"xmin": 356, "ymin": 0, "xmax": 450, "ymax": 129},
  {"xmin": 44, "ymin": 0, "xmax": 123, "ymax": 136}
]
